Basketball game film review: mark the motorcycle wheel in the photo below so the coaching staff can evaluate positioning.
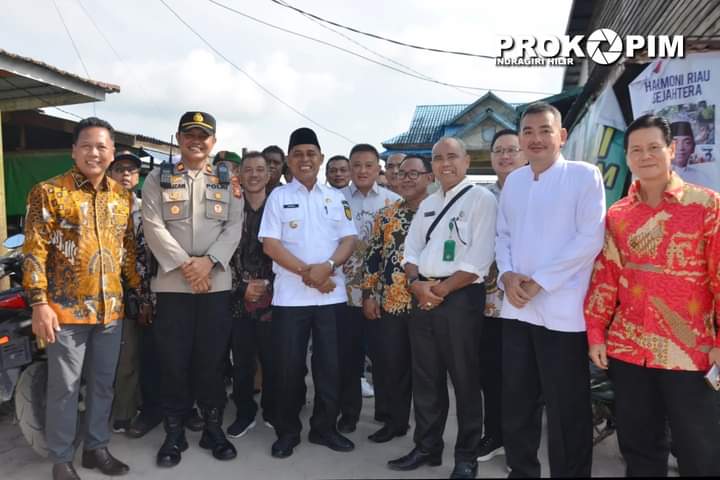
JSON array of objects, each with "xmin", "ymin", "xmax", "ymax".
[{"xmin": 14, "ymin": 361, "xmax": 49, "ymax": 457}]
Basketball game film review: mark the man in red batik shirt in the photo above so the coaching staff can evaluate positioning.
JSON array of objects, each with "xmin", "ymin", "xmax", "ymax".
[{"xmin": 585, "ymin": 114, "xmax": 720, "ymax": 477}]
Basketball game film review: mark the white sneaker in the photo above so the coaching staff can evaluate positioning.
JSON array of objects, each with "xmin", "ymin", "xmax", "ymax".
[{"xmin": 361, "ymin": 377, "xmax": 375, "ymax": 397}]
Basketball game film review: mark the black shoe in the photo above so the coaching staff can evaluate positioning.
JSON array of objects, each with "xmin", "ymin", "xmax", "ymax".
[
  {"xmin": 387, "ymin": 447, "xmax": 442, "ymax": 471},
  {"xmin": 52, "ymin": 463, "xmax": 81, "ymax": 480},
  {"xmin": 336, "ymin": 416, "xmax": 356, "ymax": 434},
  {"xmin": 81, "ymin": 447, "xmax": 130, "ymax": 476},
  {"xmin": 271, "ymin": 435, "xmax": 300, "ymax": 458},
  {"xmin": 368, "ymin": 425, "xmax": 407, "ymax": 443},
  {"xmin": 126, "ymin": 412, "xmax": 162, "ymax": 439},
  {"xmin": 450, "ymin": 460, "xmax": 478, "ymax": 479},
  {"xmin": 308, "ymin": 430, "xmax": 355, "ymax": 452},
  {"xmin": 226, "ymin": 417, "xmax": 256, "ymax": 438},
  {"xmin": 185, "ymin": 407, "xmax": 205, "ymax": 432},
  {"xmin": 156, "ymin": 417, "xmax": 189, "ymax": 468},
  {"xmin": 112, "ymin": 419, "xmax": 131, "ymax": 434},
  {"xmin": 476, "ymin": 435, "xmax": 505, "ymax": 462},
  {"xmin": 199, "ymin": 408, "xmax": 237, "ymax": 461}
]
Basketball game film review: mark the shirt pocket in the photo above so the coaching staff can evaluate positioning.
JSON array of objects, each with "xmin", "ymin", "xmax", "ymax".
[
  {"xmin": 110, "ymin": 199, "xmax": 130, "ymax": 232},
  {"xmin": 280, "ymin": 208, "xmax": 304, "ymax": 244},
  {"xmin": 161, "ymin": 188, "xmax": 190, "ymax": 221},
  {"xmin": 205, "ymin": 187, "xmax": 230, "ymax": 221},
  {"xmin": 326, "ymin": 207, "xmax": 348, "ymax": 242},
  {"xmin": 454, "ymin": 220, "xmax": 471, "ymax": 246}
]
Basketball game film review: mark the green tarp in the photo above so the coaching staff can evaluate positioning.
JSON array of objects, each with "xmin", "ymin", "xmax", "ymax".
[{"xmin": 3, "ymin": 151, "xmax": 73, "ymax": 216}]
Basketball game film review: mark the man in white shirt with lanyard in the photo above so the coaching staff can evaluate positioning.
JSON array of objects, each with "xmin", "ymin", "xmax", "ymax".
[
  {"xmin": 259, "ymin": 127, "xmax": 358, "ymax": 459},
  {"xmin": 495, "ymin": 102, "xmax": 605, "ymax": 477},
  {"xmin": 390, "ymin": 137, "xmax": 497, "ymax": 479}
]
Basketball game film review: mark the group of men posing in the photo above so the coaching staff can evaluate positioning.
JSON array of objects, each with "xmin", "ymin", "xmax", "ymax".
[{"xmin": 23, "ymin": 101, "xmax": 720, "ymax": 480}]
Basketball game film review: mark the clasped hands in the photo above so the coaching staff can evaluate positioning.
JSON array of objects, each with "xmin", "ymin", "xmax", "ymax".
[
  {"xmin": 501, "ymin": 271, "xmax": 542, "ymax": 308},
  {"xmin": 181, "ymin": 256, "xmax": 214, "ymax": 293},
  {"xmin": 299, "ymin": 262, "xmax": 336, "ymax": 294},
  {"xmin": 410, "ymin": 280, "xmax": 450, "ymax": 311}
]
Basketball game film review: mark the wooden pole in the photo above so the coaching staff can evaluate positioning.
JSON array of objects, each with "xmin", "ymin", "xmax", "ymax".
[{"xmin": 0, "ymin": 110, "xmax": 9, "ymax": 290}]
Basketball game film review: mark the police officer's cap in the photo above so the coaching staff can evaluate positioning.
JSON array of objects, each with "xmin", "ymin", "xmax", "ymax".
[
  {"xmin": 178, "ymin": 111, "xmax": 216, "ymax": 135},
  {"xmin": 213, "ymin": 150, "xmax": 242, "ymax": 165},
  {"xmin": 110, "ymin": 151, "xmax": 142, "ymax": 170}
]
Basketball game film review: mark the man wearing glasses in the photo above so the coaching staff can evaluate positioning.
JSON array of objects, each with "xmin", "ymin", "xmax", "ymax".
[
  {"xmin": 362, "ymin": 156, "xmax": 433, "ymax": 444},
  {"xmin": 384, "ymin": 153, "xmax": 406, "ymax": 194},
  {"xmin": 476, "ymin": 130, "xmax": 527, "ymax": 464}
]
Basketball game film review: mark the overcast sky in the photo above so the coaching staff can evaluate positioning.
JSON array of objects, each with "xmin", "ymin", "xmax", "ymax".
[{"xmin": 1, "ymin": 0, "xmax": 573, "ymax": 159}]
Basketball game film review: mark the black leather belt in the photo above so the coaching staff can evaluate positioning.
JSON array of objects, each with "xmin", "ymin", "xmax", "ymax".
[{"xmin": 419, "ymin": 275, "xmax": 450, "ymax": 282}]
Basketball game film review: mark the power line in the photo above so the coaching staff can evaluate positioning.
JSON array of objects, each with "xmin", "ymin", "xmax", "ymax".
[
  {"xmin": 208, "ymin": 0, "xmax": 555, "ymax": 96},
  {"xmin": 50, "ymin": 0, "xmax": 92, "ymax": 78},
  {"xmin": 158, "ymin": 0, "xmax": 357, "ymax": 145},
  {"xmin": 75, "ymin": 0, "xmax": 126, "ymax": 64},
  {"xmin": 282, "ymin": 1, "xmax": 478, "ymax": 97},
  {"xmin": 51, "ymin": 0, "xmax": 95, "ymax": 115},
  {"xmin": 270, "ymin": 0, "xmax": 494, "ymax": 59}
]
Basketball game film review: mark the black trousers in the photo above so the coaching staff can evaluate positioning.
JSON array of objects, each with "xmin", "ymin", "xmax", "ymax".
[
  {"xmin": 138, "ymin": 324, "xmax": 162, "ymax": 419},
  {"xmin": 337, "ymin": 305, "xmax": 365, "ymax": 423},
  {"xmin": 154, "ymin": 292, "xmax": 233, "ymax": 418},
  {"xmin": 609, "ymin": 358, "xmax": 720, "ymax": 477},
  {"xmin": 273, "ymin": 304, "xmax": 341, "ymax": 438},
  {"xmin": 230, "ymin": 312, "xmax": 275, "ymax": 425},
  {"xmin": 408, "ymin": 283, "xmax": 485, "ymax": 462},
  {"xmin": 367, "ymin": 310, "xmax": 412, "ymax": 432},
  {"xmin": 478, "ymin": 316, "xmax": 504, "ymax": 440},
  {"xmin": 502, "ymin": 319, "xmax": 592, "ymax": 478}
]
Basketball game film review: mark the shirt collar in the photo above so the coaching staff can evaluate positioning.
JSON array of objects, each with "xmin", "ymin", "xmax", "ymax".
[
  {"xmin": 348, "ymin": 181, "xmax": 379, "ymax": 197},
  {"xmin": 627, "ymin": 172, "xmax": 685, "ymax": 204},
  {"xmin": 290, "ymin": 177, "xmax": 322, "ymax": 193},
  {"xmin": 70, "ymin": 166, "xmax": 109, "ymax": 191},
  {"xmin": 440, "ymin": 177, "xmax": 472, "ymax": 199}
]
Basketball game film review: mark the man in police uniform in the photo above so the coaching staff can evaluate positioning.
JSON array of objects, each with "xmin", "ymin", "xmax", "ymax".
[
  {"xmin": 142, "ymin": 112, "xmax": 243, "ymax": 467},
  {"xmin": 259, "ymin": 127, "xmax": 357, "ymax": 459}
]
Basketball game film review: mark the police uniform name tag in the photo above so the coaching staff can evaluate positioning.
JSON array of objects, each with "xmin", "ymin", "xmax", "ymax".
[
  {"xmin": 205, "ymin": 187, "xmax": 229, "ymax": 220},
  {"xmin": 161, "ymin": 188, "xmax": 190, "ymax": 220}
]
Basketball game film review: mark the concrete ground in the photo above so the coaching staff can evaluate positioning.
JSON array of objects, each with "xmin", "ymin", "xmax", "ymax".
[{"xmin": 0, "ymin": 377, "xmax": 661, "ymax": 480}]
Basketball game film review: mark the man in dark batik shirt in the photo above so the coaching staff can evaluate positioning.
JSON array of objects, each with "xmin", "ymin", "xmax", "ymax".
[
  {"xmin": 227, "ymin": 151, "xmax": 276, "ymax": 438},
  {"xmin": 362, "ymin": 156, "xmax": 433, "ymax": 443}
]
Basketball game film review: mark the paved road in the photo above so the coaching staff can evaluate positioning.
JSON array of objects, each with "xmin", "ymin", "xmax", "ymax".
[{"xmin": 0, "ymin": 379, "xmax": 652, "ymax": 479}]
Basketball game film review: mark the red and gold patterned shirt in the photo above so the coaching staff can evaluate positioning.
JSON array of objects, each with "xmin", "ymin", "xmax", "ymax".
[
  {"xmin": 23, "ymin": 167, "xmax": 140, "ymax": 325},
  {"xmin": 585, "ymin": 174, "xmax": 720, "ymax": 371}
]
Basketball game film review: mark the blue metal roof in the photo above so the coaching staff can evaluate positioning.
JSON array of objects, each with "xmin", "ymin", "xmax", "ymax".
[{"xmin": 383, "ymin": 104, "xmax": 468, "ymax": 145}]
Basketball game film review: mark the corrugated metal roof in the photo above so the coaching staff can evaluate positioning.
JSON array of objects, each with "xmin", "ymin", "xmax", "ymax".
[{"xmin": 383, "ymin": 104, "xmax": 468, "ymax": 145}]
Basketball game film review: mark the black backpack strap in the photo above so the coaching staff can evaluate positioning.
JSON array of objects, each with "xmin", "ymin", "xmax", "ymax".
[{"xmin": 425, "ymin": 184, "xmax": 474, "ymax": 243}]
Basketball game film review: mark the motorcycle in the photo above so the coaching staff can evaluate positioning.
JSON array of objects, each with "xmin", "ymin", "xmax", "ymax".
[
  {"xmin": 590, "ymin": 361, "xmax": 616, "ymax": 445},
  {"xmin": 0, "ymin": 234, "xmax": 52, "ymax": 457}
]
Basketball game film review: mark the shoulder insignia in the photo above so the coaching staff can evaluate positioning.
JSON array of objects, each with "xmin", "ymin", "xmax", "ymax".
[
  {"xmin": 175, "ymin": 162, "xmax": 186, "ymax": 173},
  {"xmin": 342, "ymin": 200, "xmax": 352, "ymax": 220}
]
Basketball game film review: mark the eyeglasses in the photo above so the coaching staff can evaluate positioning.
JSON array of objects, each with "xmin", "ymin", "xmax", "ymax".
[
  {"xmin": 397, "ymin": 170, "xmax": 430, "ymax": 180},
  {"xmin": 491, "ymin": 147, "xmax": 522, "ymax": 155},
  {"xmin": 112, "ymin": 166, "xmax": 139, "ymax": 174}
]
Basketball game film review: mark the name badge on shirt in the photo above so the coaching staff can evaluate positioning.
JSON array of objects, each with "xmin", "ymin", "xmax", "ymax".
[
  {"xmin": 443, "ymin": 240, "xmax": 456, "ymax": 261},
  {"xmin": 283, "ymin": 204, "xmax": 299, "ymax": 208},
  {"xmin": 424, "ymin": 211, "xmax": 436, "ymax": 217}
]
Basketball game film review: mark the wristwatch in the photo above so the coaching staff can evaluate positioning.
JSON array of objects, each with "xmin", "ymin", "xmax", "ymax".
[
  {"xmin": 327, "ymin": 259, "xmax": 337, "ymax": 271},
  {"xmin": 207, "ymin": 254, "xmax": 220, "ymax": 267}
]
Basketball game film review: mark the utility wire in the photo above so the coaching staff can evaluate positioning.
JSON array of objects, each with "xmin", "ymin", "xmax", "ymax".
[
  {"xmin": 269, "ymin": 0, "xmax": 494, "ymax": 59},
  {"xmin": 75, "ymin": 0, "xmax": 126, "ymax": 64},
  {"xmin": 159, "ymin": 0, "xmax": 357, "ymax": 145},
  {"xmin": 282, "ymin": 0, "xmax": 478, "ymax": 97},
  {"xmin": 51, "ymin": 0, "xmax": 95, "ymax": 115},
  {"xmin": 209, "ymin": 0, "xmax": 555, "ymax": 95}
]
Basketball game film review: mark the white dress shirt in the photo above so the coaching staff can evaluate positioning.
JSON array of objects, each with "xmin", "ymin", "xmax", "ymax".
[
  {"xmin": 403, "ymin": 178, "xmax": 497, "ymax": 280},
  {"xmin": 341, "ymin": 182, "xmax": 401, "ymax": 306},
  {"xmin": 259, "ymin": 178, "xmax": 357, "ymax": 307},
  {"xmin": 495, "ymin": 155, "xmax": 606, "ymax": 332}
]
